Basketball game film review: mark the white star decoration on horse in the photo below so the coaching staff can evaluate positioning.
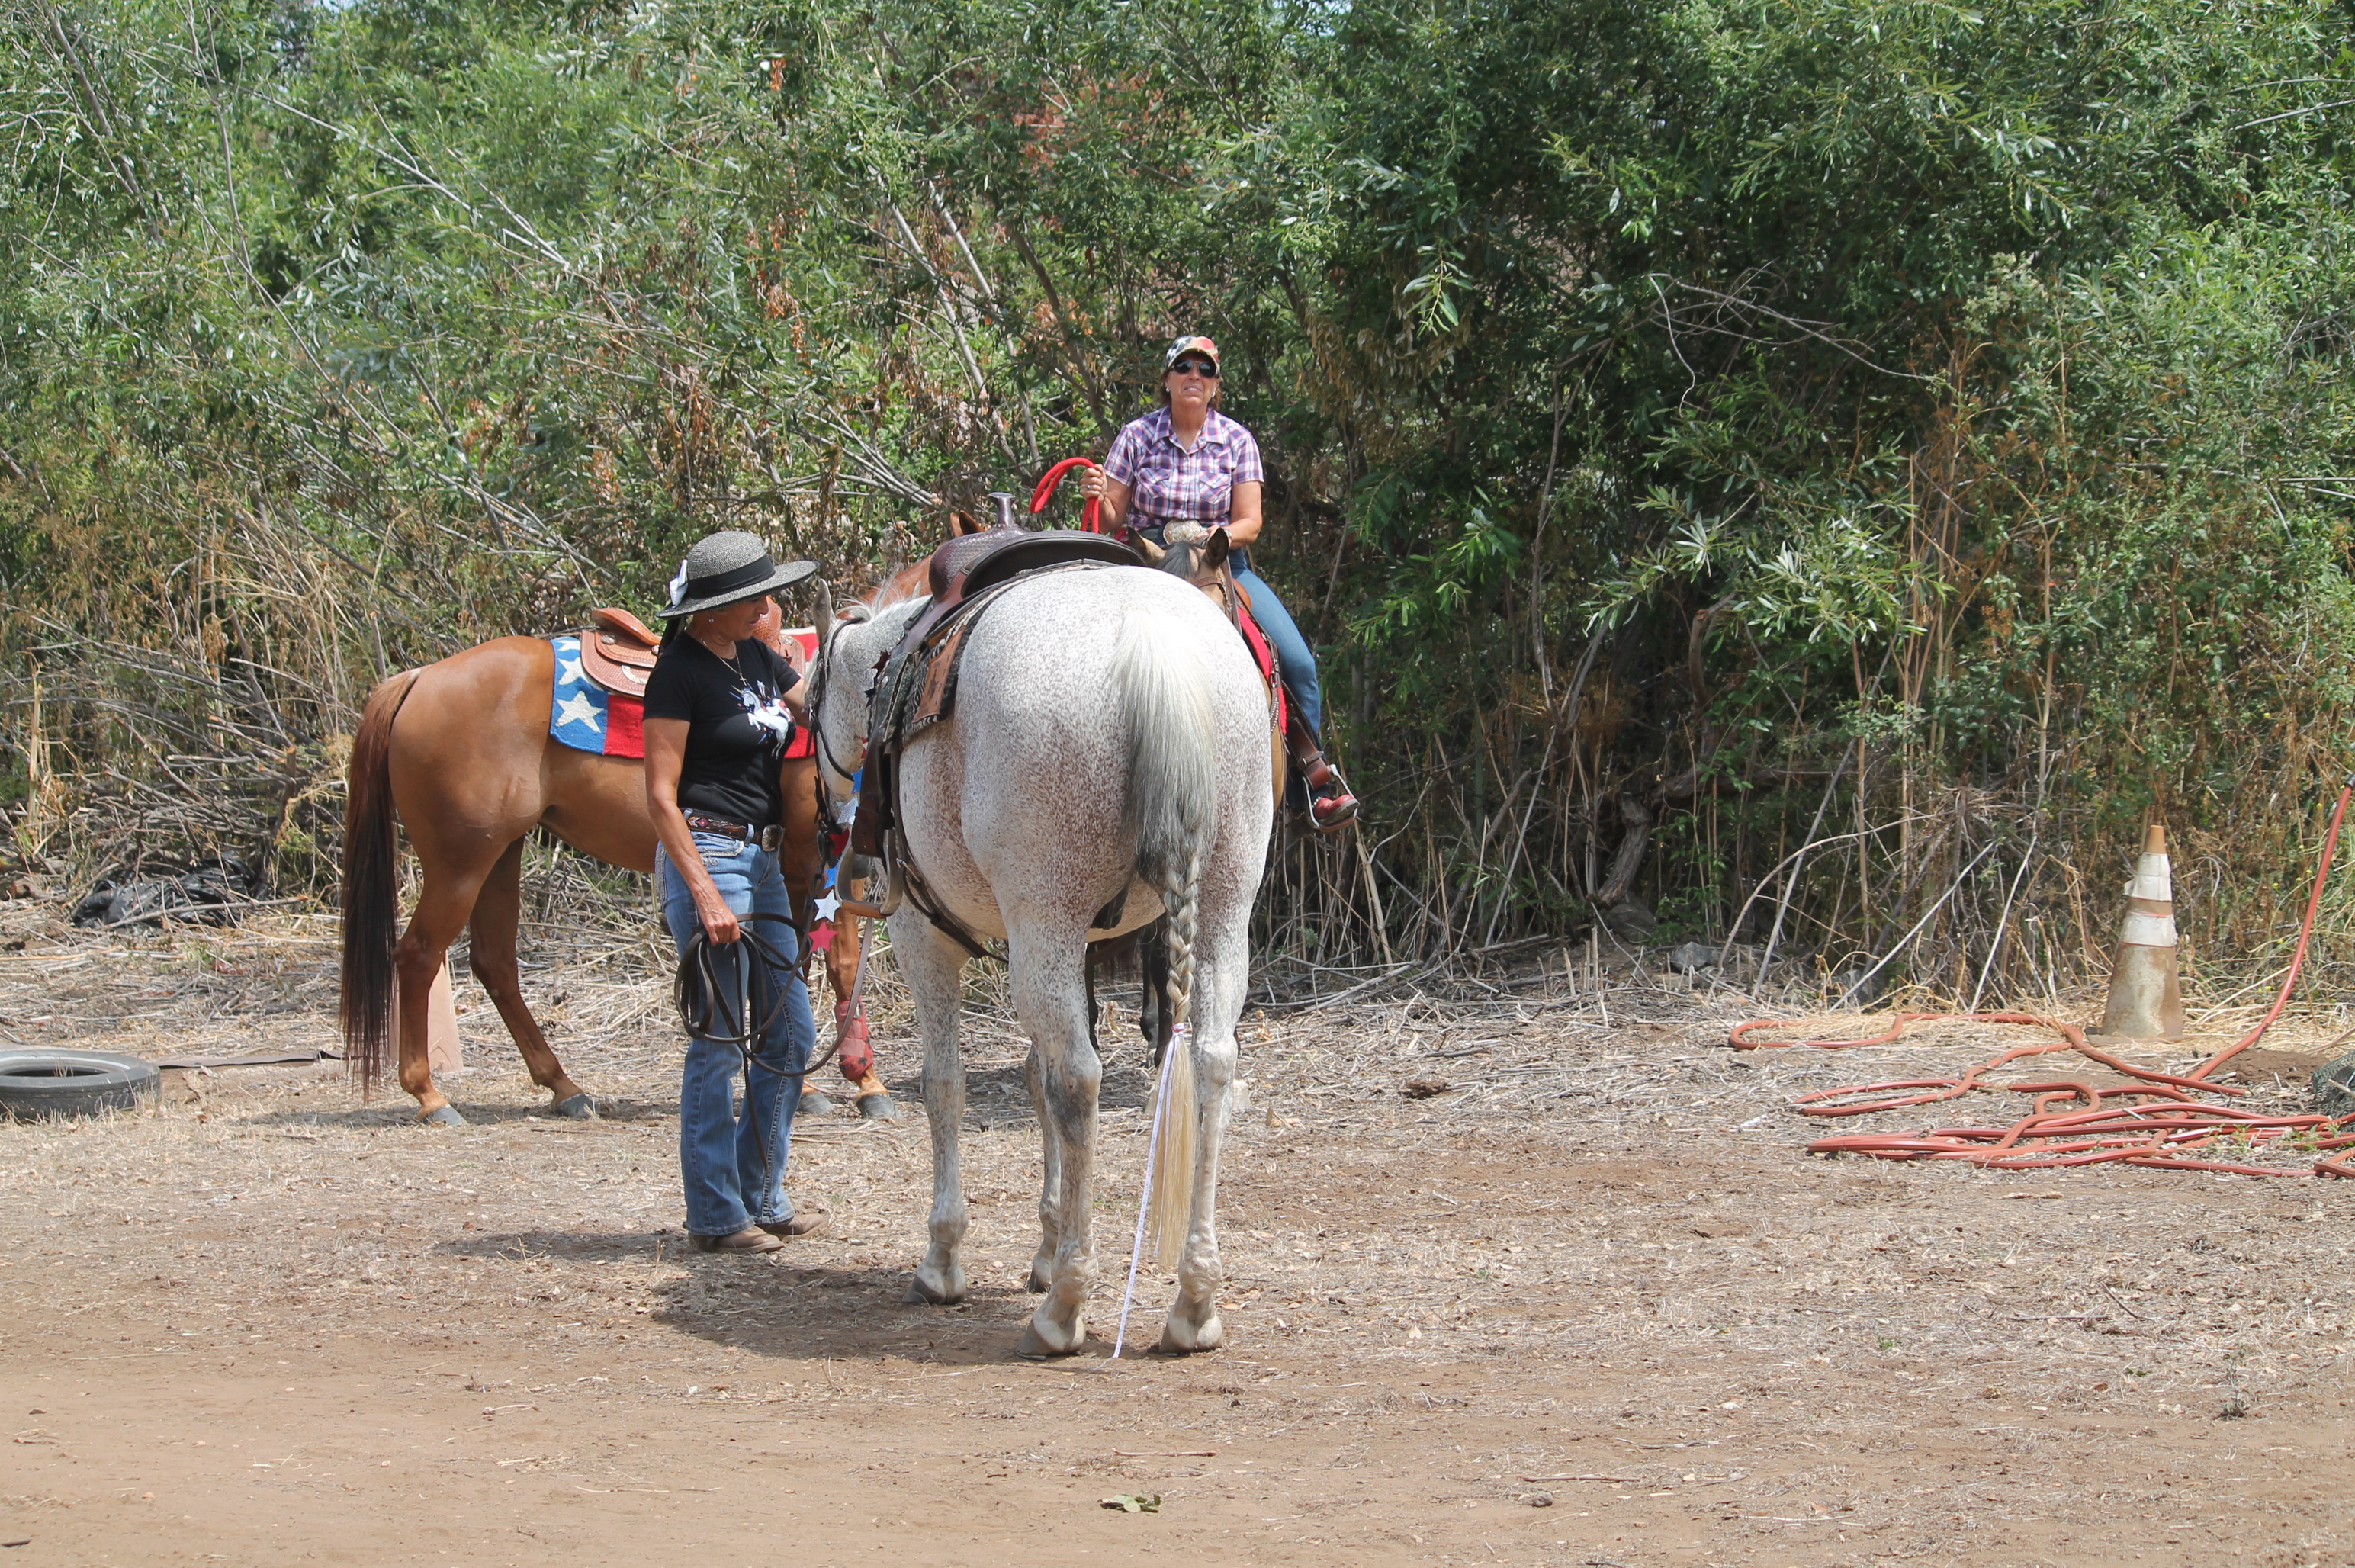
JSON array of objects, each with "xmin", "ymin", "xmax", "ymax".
[{"xmin": 554, "ymin": 691, "xmax": 602, "ymax": 731}]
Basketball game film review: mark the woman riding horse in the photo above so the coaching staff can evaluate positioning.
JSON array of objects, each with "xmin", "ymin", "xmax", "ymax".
[
  {"xmin": 1082, "ymin": 334, "xmax": 1358, "ymax": 830},
  {"xmin": 644, "ymin": 532, "xmax": 826, "ymax": 1255}
]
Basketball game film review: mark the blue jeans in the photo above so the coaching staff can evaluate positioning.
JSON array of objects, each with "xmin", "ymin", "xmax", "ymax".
[
  {"xmin": 1234, "ymin": 565, "xmax": 1322, "ymax": 736},
  {"xmin": 657, "ymin": 834, "xmax": 815, "ymax": 1237}
]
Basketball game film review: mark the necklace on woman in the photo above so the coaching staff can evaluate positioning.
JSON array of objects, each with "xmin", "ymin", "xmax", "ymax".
[{"xmin": 694, "ymin": 628, "xmax": 744, "ymax": 682}]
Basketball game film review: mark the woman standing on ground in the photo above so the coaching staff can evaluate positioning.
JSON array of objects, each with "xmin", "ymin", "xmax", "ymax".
[
  {"xmin": 644, "ymin": 531, "xmax": 827, "ymax": 1254},
  {"xmin": 1082, "ymin": 334, "xmax": 1357, "ymax": 829}
]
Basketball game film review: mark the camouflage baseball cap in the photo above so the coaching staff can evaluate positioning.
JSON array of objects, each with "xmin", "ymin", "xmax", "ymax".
[{"xmin": 1163, "ymin": 335, "xmax": 1221, "ymax": 374}]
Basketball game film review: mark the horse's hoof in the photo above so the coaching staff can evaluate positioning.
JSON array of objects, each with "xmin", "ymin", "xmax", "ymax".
[
  {"xmin": 856, "ymin": 1091, "xmax": 899, "ymax": 1123},
  {"xmin": 904, "ymin": 1268, "xmax": 965, "ymax": 1306},
  {"xmin": 551, "ymin": 1093, "xmax": 597, "ymax": 1120},
  {"xmin": 1026, "ymin": 1262, "xmax": 1052, "ymax": 1294},
  {"xmin": 1157, "ymin": 1313, "xmax": 1226, "ymax": 1355},
  {"xmin": 1014, "ymin": 1310, "xmax": 1086, "ymax": 1359},
  {"xmin": 419, "ymin": 1104, "xmax": 467, "ymax": 1127},
  {"xmin": 797, "ymin": 1091, "xmax": 837, "ymax": 1120}
]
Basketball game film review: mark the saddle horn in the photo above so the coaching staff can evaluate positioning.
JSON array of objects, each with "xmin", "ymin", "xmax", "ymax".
[{"xmin": 986, "ymin": 491, "xmax": 1020, "ymax": 531}]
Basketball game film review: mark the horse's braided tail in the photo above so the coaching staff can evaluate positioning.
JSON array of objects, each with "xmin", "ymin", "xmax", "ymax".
[
  {"xmin": 1113, "ymin": 612, "xmax": 1216, "ymax": 1270},
  {"xmin": 1148, "ymin": 847, "xmax": 1203, "ymax": 1267},
  {"xmin": 340, "ymin": 668, "xmax": 419, "ymax": 1097}
]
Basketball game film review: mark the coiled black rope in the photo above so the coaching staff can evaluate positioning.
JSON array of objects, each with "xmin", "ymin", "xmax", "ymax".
[
  {"xmin": 675, "ymin": 913, "xmax": 811, "ymax": 1054},
  {"xmin": 671, "ymin": 910, "xmax": 841, "ymax": 1219}
]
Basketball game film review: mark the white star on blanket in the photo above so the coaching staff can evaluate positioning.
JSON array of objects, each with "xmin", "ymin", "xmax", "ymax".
[
  {"xmin": 557, "ymin": 654, "xmax": 585, "ymax": 685},
  {"xmin": 555, "ymin": 691, "xmax": 603, "ymax": 732}
]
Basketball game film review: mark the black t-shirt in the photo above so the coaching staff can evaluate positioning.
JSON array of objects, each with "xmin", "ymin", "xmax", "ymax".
[{"xmin": 643, "ymin": 635, "xmax": 803, "ymax": 827}]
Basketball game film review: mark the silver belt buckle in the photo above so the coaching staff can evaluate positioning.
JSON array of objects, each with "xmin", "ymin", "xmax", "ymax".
[{"xmin": 757, "ymin": 823, "xmax": 782, "ymax": 853}]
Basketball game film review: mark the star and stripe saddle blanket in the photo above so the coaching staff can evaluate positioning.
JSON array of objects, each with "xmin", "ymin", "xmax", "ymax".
[{"xmin": 548, "ymin": 628, "xmax": 816, "ymax": 763}]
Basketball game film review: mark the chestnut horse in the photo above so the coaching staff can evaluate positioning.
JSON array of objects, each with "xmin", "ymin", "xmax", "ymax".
[{"xmin": 339, "ymin": 611, "xmax": 862, "ymax": 1125}]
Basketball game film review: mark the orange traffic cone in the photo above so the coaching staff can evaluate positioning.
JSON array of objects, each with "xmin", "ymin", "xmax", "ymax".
[{"xmin": 2097, "ymin": 823, "xmax": 2185, "ymax": 1039}]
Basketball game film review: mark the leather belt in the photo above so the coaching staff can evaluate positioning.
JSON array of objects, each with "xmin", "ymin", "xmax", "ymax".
[{"xmin": 683, "ymin": 812, "xmax": 782, "ymax": 853}]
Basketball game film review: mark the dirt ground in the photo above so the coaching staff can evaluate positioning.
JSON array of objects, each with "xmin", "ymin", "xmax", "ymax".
[{"xmin": 6, "ymin": 904, "xmax": 2355, "ymax": 1568}]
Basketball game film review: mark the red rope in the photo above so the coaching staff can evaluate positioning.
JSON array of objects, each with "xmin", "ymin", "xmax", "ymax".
[
  {"xmin": 1030, "ymin": 457, "xmax": 1104, "ymax": 533},
  {"xmin": 1730, "ymin": 784, "xmax": 2355, "ymax": 1178}
]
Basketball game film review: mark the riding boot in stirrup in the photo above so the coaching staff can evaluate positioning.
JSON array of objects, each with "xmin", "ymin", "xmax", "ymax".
[{"xmin": 1300, "ymin": 751, "xmax": 1358, "ymax": 833}]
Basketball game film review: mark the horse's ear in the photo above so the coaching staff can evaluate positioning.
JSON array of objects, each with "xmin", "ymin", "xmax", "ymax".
[
  {"xmin": 1202, "ymin": 528, "xmax": 1231, "ymax": 571},
  {"xmin": 1136, "ymin": 535, "xmax": 1166, "ymax": 566},
  {"xmin": 948, "ymin": 509, "xmax": 984, "ymax": 538}
]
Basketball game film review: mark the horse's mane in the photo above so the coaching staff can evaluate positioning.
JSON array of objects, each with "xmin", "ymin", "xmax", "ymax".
[
  {"xmin": 866, "ymin": 555, "xmax": 935, "ymax": 610},
  {"xmin": 857, "ymin": 594, "xmax": 930, "ymax": 639}
]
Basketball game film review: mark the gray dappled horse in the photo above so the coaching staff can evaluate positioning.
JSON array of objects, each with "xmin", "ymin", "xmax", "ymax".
[{"xmin": 811, "ymin": 566, "xmax": 1274, "ymax": 1355}]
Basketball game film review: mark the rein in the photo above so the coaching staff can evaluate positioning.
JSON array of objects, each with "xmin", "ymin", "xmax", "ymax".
[
  {"xmin": 1030, "ymin": 456, "xmax": 1104, "ymax": 533},
  {"xmin": 672, "ymin": 910, "xmax": 840, "ymax": 1205},
  {"xmin": 673, "ymin": 912, "xmax": 837, "ymax": 1071}
]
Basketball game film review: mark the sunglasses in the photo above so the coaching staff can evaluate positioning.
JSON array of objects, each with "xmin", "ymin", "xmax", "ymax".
[{"xmin": 1168, "ymin": 358, "xmax": 1220, "ymax": 378}]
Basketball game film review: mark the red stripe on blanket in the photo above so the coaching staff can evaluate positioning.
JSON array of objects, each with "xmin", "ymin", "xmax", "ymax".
[
  {"xmin": 603, "ymin": 693, "xmax": 645, "ymax": 760},
  {"xmin": 783, "ymin": 628, "xmax": 816, "ymax": 760},
  {"xmin": 1238, "ymin": 607, "xmax": 1287, "ymax": 735}
]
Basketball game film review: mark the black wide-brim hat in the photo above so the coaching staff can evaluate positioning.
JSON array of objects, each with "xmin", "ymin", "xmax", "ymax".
[{"xmin": 657, "ymin": 530, "xmax": 818, "ymax": 618}]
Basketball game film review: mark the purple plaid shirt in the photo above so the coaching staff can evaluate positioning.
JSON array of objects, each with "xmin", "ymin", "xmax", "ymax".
[{"xmin": 1102, "ymin": 406, "xmax": 1264, "ymax": 523}]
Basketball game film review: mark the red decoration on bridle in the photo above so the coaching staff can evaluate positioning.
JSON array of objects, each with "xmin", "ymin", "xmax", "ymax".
[{"xmin": 1030, "ymin": 457, "xmax": 1105, "ymax": 534}]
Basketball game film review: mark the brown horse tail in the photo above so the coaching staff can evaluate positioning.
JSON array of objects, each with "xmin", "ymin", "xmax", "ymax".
[{"xmin": 341, "ymin": 668, "xmax": 419, "ymax": 1096}]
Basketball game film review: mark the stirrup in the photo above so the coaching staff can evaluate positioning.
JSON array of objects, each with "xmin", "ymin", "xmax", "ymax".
[{"xmin": 1300, "ymin": 753, "xmax": 1358, "ymax": 833}]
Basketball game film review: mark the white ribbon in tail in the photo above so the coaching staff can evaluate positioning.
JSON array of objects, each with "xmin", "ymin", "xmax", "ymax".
[{"xmin": 1111, "ymin": 1023, "xmax": 1187, "ymax": 1361}]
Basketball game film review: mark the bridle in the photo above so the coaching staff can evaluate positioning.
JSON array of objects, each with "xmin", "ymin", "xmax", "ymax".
[{"xmin": 805, "ymin": 600, "xmax": 877, "ymax": 808}]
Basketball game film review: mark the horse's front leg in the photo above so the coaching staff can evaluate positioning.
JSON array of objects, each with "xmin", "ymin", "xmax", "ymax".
[
  {"xmin": 1161, "ymin": 921, "xmax": 1248, "ymax": 1354},
  {"xmin": 1008, "ymin": 936, "xmax": 1099, "ymax": 1358},
  {"xmin": 893, "ymin": 915, "xmax": 970, "ymax": 1305}
]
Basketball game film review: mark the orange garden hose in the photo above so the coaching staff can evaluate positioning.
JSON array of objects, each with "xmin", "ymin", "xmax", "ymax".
[{"xmin": 1730, "ymin": 782, "xmax": 2355, "ymax": 1178}]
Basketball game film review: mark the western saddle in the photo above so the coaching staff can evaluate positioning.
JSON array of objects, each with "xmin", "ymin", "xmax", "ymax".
[
  {"xmin": 577, "ymin": 606, "xmax": 661, "ymax": 699},
  {"xmin": 849, "ymin": 509, "xmax": 1145, "ymax": 956}
]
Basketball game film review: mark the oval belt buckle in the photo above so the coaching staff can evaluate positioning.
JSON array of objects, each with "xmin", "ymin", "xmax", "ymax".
[{"xmin": 759, "ymin": 823, "xmax": 782, "ymax": 853}]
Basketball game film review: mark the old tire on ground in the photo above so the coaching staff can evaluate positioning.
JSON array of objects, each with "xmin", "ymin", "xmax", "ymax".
[{"xmin": 0, "ymin": 1049, "xmax": 159, "ymax": 1121}]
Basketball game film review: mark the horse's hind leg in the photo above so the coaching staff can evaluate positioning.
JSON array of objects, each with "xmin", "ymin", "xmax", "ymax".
[
  {"xmin": 894, "ymin": 914, "xmax": 970, "ymax": 1306},
  {"xmin": 393, "ymin": 856, "xmax": 496, "ymax": 1126},
  {"xmin": 1160, "ymin": 914, "xmax": 1248, "ymax": 1354},
  {"xmin": 1023, "ymin": 1042, "xmax": 1060, "ymax": 1293},
  {"xmin": 1010, "ymin": 932, "xmax": 1100, "ymax": 1359},
  {"xmin": 468, "ymin": 837, "xmax": 595, "ymax": 1118},
  {"xmin": 1137, "ymin": 915, "xmax": 1171, "ymax": 1061}
]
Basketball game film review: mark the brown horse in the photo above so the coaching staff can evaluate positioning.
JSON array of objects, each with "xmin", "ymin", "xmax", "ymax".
[{"xmin": 339, "ymin": 612, "xmax": 862, "ymax": 1125}]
